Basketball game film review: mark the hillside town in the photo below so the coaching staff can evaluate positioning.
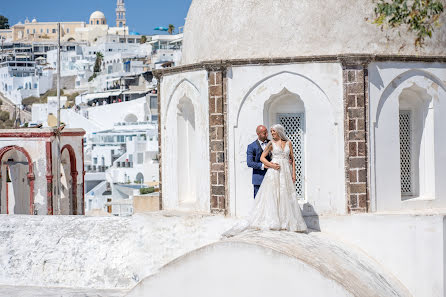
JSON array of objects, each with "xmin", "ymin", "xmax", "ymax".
[{"xmin": 0, "ymin": 0, "xmax": 183, "ymax": 216}]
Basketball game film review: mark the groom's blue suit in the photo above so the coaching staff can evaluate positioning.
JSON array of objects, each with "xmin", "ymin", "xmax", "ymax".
[{"xmin": 247, "ymin": 139, "xmax": 271, "ymax": 198}]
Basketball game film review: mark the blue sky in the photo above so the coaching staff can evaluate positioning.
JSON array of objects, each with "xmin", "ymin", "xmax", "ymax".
[{"xmin": 1, "ymin": 0, "xmax": 193, "ymax": 35}]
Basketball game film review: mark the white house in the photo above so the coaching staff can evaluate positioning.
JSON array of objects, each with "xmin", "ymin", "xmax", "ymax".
[{"xmin": 152, "ymin": 0, "xmax": 446, "ymax": 296}]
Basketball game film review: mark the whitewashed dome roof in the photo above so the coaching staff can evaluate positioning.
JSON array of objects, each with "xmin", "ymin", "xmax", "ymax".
[
  {"xmin": 181, "ymin": 0, "xmax": 446, "ymax": 65},
  {"xmin": 90, "ymin": 11, "xmax": 106, "ymax": 21}
]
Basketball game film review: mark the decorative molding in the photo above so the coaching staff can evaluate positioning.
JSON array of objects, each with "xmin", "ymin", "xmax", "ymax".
[
  {"xmin": 152, "ymin": 54, "xmax": 446, "ymax": 78},
  {"xmin": 0, "ymin": 130, "xmax": 86, "ymax": 138}
]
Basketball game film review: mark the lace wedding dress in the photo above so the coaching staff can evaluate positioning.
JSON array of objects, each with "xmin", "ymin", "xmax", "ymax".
[{"xmin": 223, "ymin": 141, "xmax": 307, "ymax": 237}]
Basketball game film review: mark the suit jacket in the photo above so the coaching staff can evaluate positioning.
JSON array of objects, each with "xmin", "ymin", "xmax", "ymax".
[{"xmin": 247, "ymin": 139, "xmax": 271, "ymax": 185}]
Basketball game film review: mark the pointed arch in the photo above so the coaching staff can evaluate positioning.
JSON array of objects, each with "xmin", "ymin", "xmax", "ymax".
[
  {"xmin": 375, "ymin": 69, "xmax": 446, "ymax": 125},
  {"xmin": 61, "ymin": 144, "xmax": 78, "ymax": 215},
  {"xmin": 235, "ymin": 71, "xmax": 334, "ymax": 128},
  {"xmin": 164, "ymin": 78, "xmax": 201, "ymax": 128},
  {"xmin": 0, "ymin": 145, "xmax": 34, "ymax": 215}
]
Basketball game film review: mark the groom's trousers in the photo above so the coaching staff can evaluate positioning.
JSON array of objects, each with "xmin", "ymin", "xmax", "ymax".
[{"xmin": 254, "ymin": 185, "xmax": 261, "ymax": 199}]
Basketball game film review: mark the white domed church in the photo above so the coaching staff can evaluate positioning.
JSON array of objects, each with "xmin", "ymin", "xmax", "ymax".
[{"xmin": 152, "ymin": 1, "xmax": 446, "ymax": 295}]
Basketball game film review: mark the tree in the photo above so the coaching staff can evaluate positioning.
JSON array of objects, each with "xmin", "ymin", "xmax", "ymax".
[
  {"xmin": 0, "ymin": 15, "xmax": 9, "ymax": 29},
  {"xmin": 168, "ymin": 24, "xmax": 175, "ymax": 35},
  {"xmin": 93, "ymin": 52, "xmax": 104, "ymax": 73},
  {"xmin": 373, "ymin": 0, "xmax": 444, "ymax": 47},
  {"xmin": 140, "ymin": 35, "xmax": 147, "ymax": 44}
]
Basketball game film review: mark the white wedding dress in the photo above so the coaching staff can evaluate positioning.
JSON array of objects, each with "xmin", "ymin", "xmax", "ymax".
[{"xmin": 223, "ymin": 141, "xmax": 307, "ymax": 237}]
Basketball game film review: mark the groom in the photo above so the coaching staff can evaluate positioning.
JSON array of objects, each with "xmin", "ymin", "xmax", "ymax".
[{"xmin": 247, "ymin": 125, "xmax": 274, "ymax": 199}]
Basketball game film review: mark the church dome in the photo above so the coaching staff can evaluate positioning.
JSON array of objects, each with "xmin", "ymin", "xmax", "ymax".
[
  {"xmin": 89, "ymin": 11, "xmax": 107, "ymax": 25},
  {"xmin": 181, "ymin": 0, "xmax": 446, "ymax": 65},
  {"xmin": 31, "ymin": 18, "xmax": 37, "ymax": 23}
]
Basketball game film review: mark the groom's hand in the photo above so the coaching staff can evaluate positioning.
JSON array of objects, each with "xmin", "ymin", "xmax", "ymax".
[{"xmin": 271, "ymin": 163, "xmax": 280, "ymax": 170}]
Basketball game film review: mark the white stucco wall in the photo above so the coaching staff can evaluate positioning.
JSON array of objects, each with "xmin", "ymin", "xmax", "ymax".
[
  {"xmin": 129, "ymin": 243, "xmax": 353, "ymax": 297},
  {"xmin": 129, "ymin": 231, "xmax": 411, "ymax": 297},
  {"xmin": 227, "ymin": 63, "xmax": 345, "ymax": 217},
  {"xmin": 0, "ymin": 213, "xmax": 236, "ymax": 290},
  {"xmin": 311, "ymin": 212, "xmax": 446, "ymax": 297},
  {"xmin": 182, "ymin": 0, "xmax": 446, "ymax": 64},
  {"xmin": 369, "ymin": 62, "xmax": 446, "ymax": 212},
  {"xmin": 160, "ymin": 70, "xmax": 210, "ymax": 212},
  {"xmin": 86, "ymin": 97, "xmax": 148, "ymax": 130},
  {"xmin": 56, "ymin": 134, "xmax": 85, "ymax": 215}
]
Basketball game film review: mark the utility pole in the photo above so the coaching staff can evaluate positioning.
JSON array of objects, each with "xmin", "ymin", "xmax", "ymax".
[{"xmin": 55, "ymin": 22, "xmax": 61, "ymax": 214}]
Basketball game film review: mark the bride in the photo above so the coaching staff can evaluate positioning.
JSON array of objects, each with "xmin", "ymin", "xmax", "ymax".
[{"xmin": 223, "ymin": 124, "xmax": 307, "ymax": 237}]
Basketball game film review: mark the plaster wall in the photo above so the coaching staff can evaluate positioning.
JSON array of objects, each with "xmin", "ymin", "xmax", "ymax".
[
  {"xmin": 369, "ymin": 62, "xmax": 446, "ymax": 211},
  {"xmin": 0, "ymin": 139, "xmax": 47, "ymax": 214},
  {"xmin": 227, "ymin": 63, "xmax": 345, "ymax": 217},
  {"xmin": 310, "ymin": 213, "xmax": 446, "ymax": 297},
  {"xmin": 86, "ymin": 97, "xmax": 148, "ymax": 130},
  {"xmin": 128, "ymin": 243, "xmax": 353, "ymax": 297},
  {"xmin": 107, "ymin": 161, "xmax": 159, "ymax": 185},
  {"xmin": 54, "ymin": 135, "xmax": 85, "ymax": 214},
  {"xmin": 60, "ymin": 109, "xmax": 104, "ymax": 133},
  {"xmin": 0, "ymin": 213, "xmax": 236, "ymax": 290},
  {"xmin": 182, "ymin": 0, "xmax": 446, "ymax": 64},
  {"xmin": 160, "ymin": 70, "xmax": 210, "ymax": 212},
  {"xmin": 91, "ymin": 146, "xmax": 116, "ymax": 167}
]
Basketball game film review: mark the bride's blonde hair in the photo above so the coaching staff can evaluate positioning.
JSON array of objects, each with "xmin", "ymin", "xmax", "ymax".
[{"xmin": 271, "ymin": 124, "xmax": 289, "ymax": 141}]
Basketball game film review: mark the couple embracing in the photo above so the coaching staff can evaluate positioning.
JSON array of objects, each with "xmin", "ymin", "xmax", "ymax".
[{"xmin": 223, "ymin": 124, "xmax": 307, "ymax": 237}]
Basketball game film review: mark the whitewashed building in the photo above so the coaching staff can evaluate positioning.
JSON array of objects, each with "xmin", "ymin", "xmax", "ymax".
[
  {"xmin": 152, "ymin": 0, "xmax": 446, "ymax": 296},
  {"xmin": 0, "ymin": 43, "xmax": 54, "ymax": 104},
  {"xmin": 0, "ymin": 128, "xmax": 85, "ymax": 215},
  {"xmin": 149, "ymin": 34, "xmax": 183, "ymax": 69}
]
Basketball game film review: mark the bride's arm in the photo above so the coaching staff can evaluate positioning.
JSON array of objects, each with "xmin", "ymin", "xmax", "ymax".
[
  {"xmin": 289, "ymin": 141, "xmax": 296, "ymax": 183},
  {"xmin": 260, "ymin": 143, "xmax": 280, "ymax": 170}
]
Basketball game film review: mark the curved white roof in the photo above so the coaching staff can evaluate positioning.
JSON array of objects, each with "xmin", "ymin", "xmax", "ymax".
[
  {"xmin": 89, "ymin": 11, "xmax": 106, "ymax": 20},
  {"xmin": 181, "ymin": 0, "xmax": 446, "ymax": 65}
]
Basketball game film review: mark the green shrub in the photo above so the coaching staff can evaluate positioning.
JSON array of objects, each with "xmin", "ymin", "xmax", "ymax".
[
  {"xmin": 67, "ymin": 92, "xmax": 79, "ymax": 102},
  {"xmin": 139, "ymin": 187, "xmax": 155, "ymax": 195},
  {"xmin": 0, "ymin": 111, "xmax": 10, "ymax": 121},
  {"xmin": 22, "ymin": 96, "xmax": 41, "ymax": 106},
  {"xmin": 22, "ymin": 89, "xmax": 65, "ymax": 106}
]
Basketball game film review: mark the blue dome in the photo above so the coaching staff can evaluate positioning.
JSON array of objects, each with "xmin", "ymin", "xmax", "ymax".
[{"xmin": 129, "ymin": 32, "xmax": 141, "ymax": 36}]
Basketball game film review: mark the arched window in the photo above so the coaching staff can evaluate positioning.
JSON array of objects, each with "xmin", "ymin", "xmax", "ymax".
[
  {"xmin": 264, "ymin": 88, "xmax": 305, "ymax": 199},
  {"xmin": 398, "ymin": 84, "xmax": 435, "ymax": 200},
  {"xmin": 135, "ymin": 173, "xmax": 144, "ymax": 184},
  {"xmin": 177, "ymin": 96, "xmax": 197, "ymax": 205},
  {"xmin": 0, "ymin": 148, "xmax": 32, "ymax": 215}
]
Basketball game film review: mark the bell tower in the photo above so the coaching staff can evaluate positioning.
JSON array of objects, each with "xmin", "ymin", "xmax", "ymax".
[{"xmin": 116, "ymin": 0, "xmax": 126, "ymax": 28}]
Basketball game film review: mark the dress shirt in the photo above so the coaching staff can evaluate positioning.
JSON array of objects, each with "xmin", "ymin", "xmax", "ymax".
[{"xmin": 258, "ymin": 139, "xmax": 268, "ymax": 170}]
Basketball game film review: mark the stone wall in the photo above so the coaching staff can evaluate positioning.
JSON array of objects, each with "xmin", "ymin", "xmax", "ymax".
[
  {"xmin": 342, "ymin": 59, "xmax": 370, "ymax": 213},
  {"xmin": 52, "ymin": 75, "xmax": 76, "ymax": 90},
  {"xmin": 208, "ymin": 69, "xmax": 227, "ymax": 214}
]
